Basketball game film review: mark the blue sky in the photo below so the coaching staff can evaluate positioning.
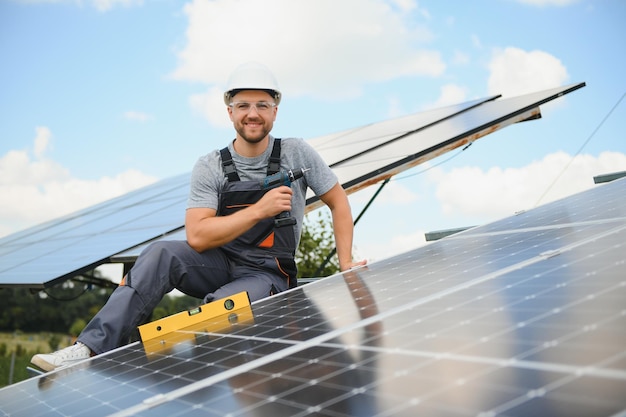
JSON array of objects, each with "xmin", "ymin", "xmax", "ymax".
[{"xmin": 1, "ymin": 0, "xmax": 625, "ymax": 269}]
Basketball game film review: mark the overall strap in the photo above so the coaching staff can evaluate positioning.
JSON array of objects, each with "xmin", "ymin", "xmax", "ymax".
[
  {"xmin": 220, "ymin": 147, "xmax": 240, "ymax": 182},
  {"xmin": 267, "ymin": 138, "xmax": 281, "ymax": 175},
  {"xmin": 220, "ymin": 138, "xmax": 282, "ymax": 182}
]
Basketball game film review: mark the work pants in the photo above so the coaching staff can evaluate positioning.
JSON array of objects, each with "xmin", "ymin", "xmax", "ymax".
[{"xmin": 78, "ymin": 240, "xmax": 288, "ymax": 354}]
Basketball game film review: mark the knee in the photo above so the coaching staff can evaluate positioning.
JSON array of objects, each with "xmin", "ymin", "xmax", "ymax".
[
  {"xmin": 128, "ymin": 242, "xmax": 188, "ymax": 290},
  {"xmin": 141, "ymin": 240, "xmax": 186, "ymax": 261},
  {"xmin": 134, "ymin": 241, "xmax": 192, "ymax": 280}
]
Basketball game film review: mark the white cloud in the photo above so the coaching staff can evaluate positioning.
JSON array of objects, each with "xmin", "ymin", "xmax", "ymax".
[
  {"xmin": 124, "ymin": 111, "xmax": 153, "ymax": 122},
  {"xmin": 356, "ymin": 228, "xmax": 427, "ymax": 263},
  {"xmin": 429, "ymin": 151, "xmax": 626, "ymax": 220},
  {"xmin": 33, "ymin": 126, "xmax": 52, "ymax": 158},
  {"xmin": 189, "ymin": 87, "xmax": 232, "ymax": 128},
  {"xmin": 172, "ymin": 0, "xmax": 445, "ymax": 108},
  {"xmin": 0, "ymin": 128, "xmax": 157, "ymax": 238},
  {"xmin": 389, "ymin": 0, "xmax": 418, "ymax": 14},
  {"xmin": 487, "ymin": 47, "xmax": 569, "ymax": 97},
  {"xmin": 452, "ymin": 50, "xmax": 470, "ymax": 66},
  {"xmin": 350, "ymin": 179, "xmax": 420, "ymax": 207},
  {"xmin": 381, "ymin": 180, "xmax": 420, "ymax": 204},
  {"xmin": 0, "ymin": 148, "xmax": 67, "ymax": 187},
  {"xmin": 425, "ymin": 83, "xmax": 468, "ymax": 110},
  {"xmin": 386, "ymin": 96, "xmax": 405, "ymax": 119},
  {"xmin": 471, "ymin": 34, "xmax": 482, "ymax": 49},
  {"xmin": 92, "ymin": 0, "xmax": 143, "ymax": 12}
]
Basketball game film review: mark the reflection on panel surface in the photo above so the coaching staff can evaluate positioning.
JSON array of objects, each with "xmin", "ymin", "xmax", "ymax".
[{"xmin": 0, "ymin": 177, "xmax": 624, "ymax": 416}]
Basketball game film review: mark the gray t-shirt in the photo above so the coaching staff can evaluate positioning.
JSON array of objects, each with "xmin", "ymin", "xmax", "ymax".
[{"xmin": 187, "ymin": 136, "xmax": 338, "ymax": 246}]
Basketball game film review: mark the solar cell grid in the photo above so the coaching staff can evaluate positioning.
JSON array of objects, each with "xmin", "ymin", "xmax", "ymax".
[{"xmin": 2, "ymin": 150, "xmax": 624, "ymax": 415}]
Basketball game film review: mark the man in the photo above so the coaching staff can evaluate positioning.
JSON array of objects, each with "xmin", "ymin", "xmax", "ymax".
[{"xmin": 31, "ymin": 62, "xmax": 366, "ymax": 372}]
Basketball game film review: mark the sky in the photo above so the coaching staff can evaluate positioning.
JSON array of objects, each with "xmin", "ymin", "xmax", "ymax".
[{"xmin": 1, "ymin": 0, "xmax": 625, "ymax": 278}]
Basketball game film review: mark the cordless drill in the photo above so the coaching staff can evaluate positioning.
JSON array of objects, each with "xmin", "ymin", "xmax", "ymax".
[{"xmin": 259, "ymin": 168, "xmax": 309, "ymax": 227}]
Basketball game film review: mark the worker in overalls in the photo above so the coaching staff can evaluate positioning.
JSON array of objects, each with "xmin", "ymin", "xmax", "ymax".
[{"xmin": 31, "ymin": 62, "xmax": 366, "ymax": 372}]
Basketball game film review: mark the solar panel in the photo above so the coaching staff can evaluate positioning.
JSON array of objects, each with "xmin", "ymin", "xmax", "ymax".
[
  {"xmin": 1, "ymin": 176, "xmax": 623, "ymax": 416},
  {"xmin": 0, "ymin": 173, "xmax": 189, "ymax": 288},
  {"xmin": 0, "ymin": 82, "xmax": 586, "ymax": 288},
  {"xmin": 304, "ymin": 83, "xmax": 584, "ymax": 208}
]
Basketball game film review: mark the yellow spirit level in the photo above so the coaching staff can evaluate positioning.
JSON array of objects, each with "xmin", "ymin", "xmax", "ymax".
[
  {"xmin": 138, "ymin": 291, "xmax": 251, "ymax": 343},
  {"xmin": 141, "ymin": 303, "xmax": 254, "ymax": 357}
]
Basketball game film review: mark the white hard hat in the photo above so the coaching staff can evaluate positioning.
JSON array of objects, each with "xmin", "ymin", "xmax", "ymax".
[{"xmin": 223, "ymin": 62, "xmax": 282, "ymax": 106}]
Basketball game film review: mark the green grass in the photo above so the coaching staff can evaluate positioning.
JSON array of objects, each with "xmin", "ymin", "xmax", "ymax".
[
  {"xmin": 0, "ymin": 332, "xmax": 72, "ymax": 387},
  {"xmin": 0, "ymin": 355, "xmax": 34, "ymax": 387}
]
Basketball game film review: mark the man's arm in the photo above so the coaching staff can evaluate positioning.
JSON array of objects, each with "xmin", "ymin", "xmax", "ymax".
[
  {"xmin": 319, "ymin": 182, "xmax": 367, "ymax": 271},
  {"xmin": 185, "ymin": 186, "xmax": 294, "ymax": 252}
]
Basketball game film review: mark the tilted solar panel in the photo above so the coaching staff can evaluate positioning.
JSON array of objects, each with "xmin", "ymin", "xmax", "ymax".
[
  {"xmin": 1, "ymin": 176, "xmax": 623, "ymax": 416},
  {"xmin": 0, "ymin": 173, "xmax": 189, "ymax": 288},
  {"xmin": 305, "ymin": 83, "xmax": 584, "ymax": 207},
  {"xmin": 0, "ymin": 83, "xmax": 585, "ymax": 288}
]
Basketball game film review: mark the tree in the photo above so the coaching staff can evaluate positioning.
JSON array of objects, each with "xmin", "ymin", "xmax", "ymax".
[
  {"xmin": 295, "ymin": 210, "xmax": 340, "ymax": 278},
  {"xmin": 69, "ymin": 319, "xmax": 87, "ymax": 338},
  {"xmin": 48, "ymin": 334, "xmax": 61, "ymax": 351}
]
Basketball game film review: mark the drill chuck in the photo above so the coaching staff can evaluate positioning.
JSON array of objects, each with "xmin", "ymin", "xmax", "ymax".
[
  {"xmin": 286, "ymin": 168, "xmax": 307, "ymax": 183},
  {"xmin": 260, "ymin": 168, "xmax": 308, "ymax": 190}
]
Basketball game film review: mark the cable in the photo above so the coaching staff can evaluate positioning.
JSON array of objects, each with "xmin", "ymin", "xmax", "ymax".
[
  {"xmin": 392, "ymin": 142, "xmax": 472, "ymax": 182},
  {"xmin": 42, "ymin": 283, "xmax": 89, "ymax": 301},
  {"xmin": 534, "ymin": 92, "xmax": 626, "ymax": 207}
]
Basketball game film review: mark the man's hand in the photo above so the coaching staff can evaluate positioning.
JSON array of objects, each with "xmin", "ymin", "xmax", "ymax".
[
  {"xmin": 340, "ymin": 259, "xmax": 368, "ymax": 272},
  {"xmin": 255, "ymin": 186, "xmax": 293, "ymax": 218},
  {"xmin": 186, "ymin": 186, "xmax": 293, "ymax": 252}
]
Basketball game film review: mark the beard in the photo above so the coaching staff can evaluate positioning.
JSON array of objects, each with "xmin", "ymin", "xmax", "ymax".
[{"xmin": 234, "ymin": 116, "xmax": 273, "ymax": 144}]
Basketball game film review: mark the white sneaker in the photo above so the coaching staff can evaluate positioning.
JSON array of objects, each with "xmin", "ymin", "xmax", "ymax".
[{"xmin": 31, "ymin": 342, "xmax": 92, "ymax": 372}]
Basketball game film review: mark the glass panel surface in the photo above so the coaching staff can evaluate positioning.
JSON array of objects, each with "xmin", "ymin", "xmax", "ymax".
[{"xmin": 0, "ymin": 176, "xmax": 624, "ymax": 417}]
